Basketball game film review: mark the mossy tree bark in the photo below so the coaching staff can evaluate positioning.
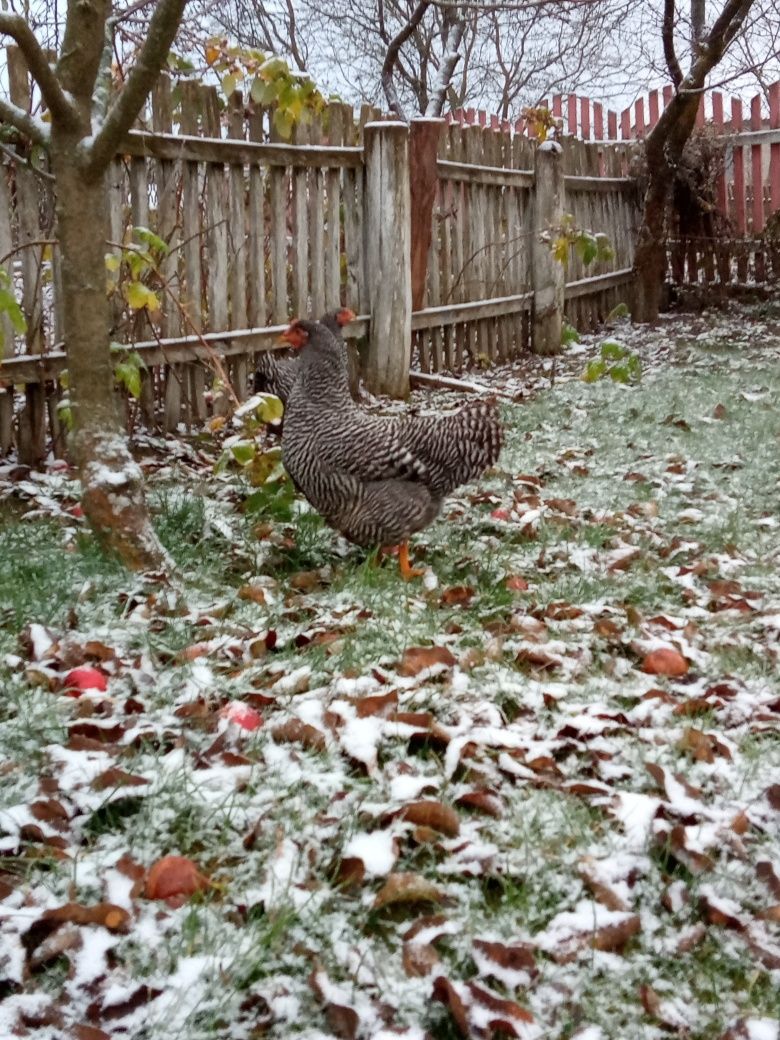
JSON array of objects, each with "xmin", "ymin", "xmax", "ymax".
[{"xmin": 0, "ymin": 0, "xmax": 187, "ymax": 571}]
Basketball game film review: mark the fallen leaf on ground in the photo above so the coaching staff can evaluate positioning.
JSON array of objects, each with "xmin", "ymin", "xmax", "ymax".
[
  {"xmin": 397, "ymin": 645, "xmax": 457, "ymax": 676},
  {"xmin": 145, "ymin": 856, "xmax": 210, "ymax": 904}
]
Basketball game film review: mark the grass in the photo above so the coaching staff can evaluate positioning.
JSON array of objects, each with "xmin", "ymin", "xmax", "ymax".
[{"xmin": 0, "ymin": 306, "xmax": 779, "ymax": 1039}]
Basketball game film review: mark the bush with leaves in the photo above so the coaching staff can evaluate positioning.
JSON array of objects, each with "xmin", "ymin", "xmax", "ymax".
[
  {"xmin": 582, "ymin": 340, "xmax": 642, "ymax": 384},
  {"xmin": 203, "ymin": 38, "xmax": 328, "ymax": 139},
  {"xmin": 551, "ymin": 214, "xmax": 614, "ymax": 268}
]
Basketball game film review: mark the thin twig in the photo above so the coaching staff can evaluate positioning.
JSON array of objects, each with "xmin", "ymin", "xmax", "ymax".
[
  {"xmin": 0, "ymin": 238, "xmax": 58, "ymax": 268},
  {"xmin": 0, "ymin": 141, "xmax": 56, "ymax": 181},
  {"xmin": 105, "ymin": 239, "xmax": 242, "ymax": 409}
]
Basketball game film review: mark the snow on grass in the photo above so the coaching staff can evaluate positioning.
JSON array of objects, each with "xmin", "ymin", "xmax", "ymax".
[{"xmin": 0, "ymin": 302, "xmax": 779, "ymax": 1039}]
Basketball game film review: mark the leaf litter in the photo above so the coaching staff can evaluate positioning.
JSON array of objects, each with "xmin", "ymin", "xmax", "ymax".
[{"xmin": 0, "ymin": 301, "xmax": 779, "ymax": 1039}]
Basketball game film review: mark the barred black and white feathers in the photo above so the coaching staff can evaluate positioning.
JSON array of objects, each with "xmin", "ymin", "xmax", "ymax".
[
  {"xmin": 281, "ymin": 320, "xmax": 503, "ymax": 549},
  {"xmin": 252, "ymin": 310, "xmax": 352, "ymax": 404},
  {"xmin": 252, "ymin": 350, "xmax": 297, "ymax": 402}
]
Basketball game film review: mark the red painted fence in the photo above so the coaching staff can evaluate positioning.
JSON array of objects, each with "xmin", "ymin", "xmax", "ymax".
[{"xmin": 452, "ymin": 82, "xmax": 780, "ymax": 284}]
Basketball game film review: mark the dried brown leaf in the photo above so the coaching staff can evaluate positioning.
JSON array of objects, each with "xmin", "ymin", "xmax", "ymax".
[
  {"xmin": 473, "ymin": 938, "xmax": 537, "ymax": 978},
  {"xmin": 337, "ymin": 857, "xmax": 365, "ymax": 889},
  {"xmin": 441, "ymin": 585, "xmax": 475, "ymax": 607},
  {"xmin": 590, "ymin": 913, "xmax": 641, "ymax": 952},
  {"xmin": 505, "ymin": 575, "xmax": 529, "ymax": 592},
  {"xmin": 397, "ymin": 645, "xmax": 457, "ymax": 677},
  {"xmin": 515, "ymin": 647, "xmax": 561, "ymax": 672},
  {"xmin": 395, "ymin": 801, "xmax": 460, "ymax": 837},
  {"xmin": 73, "ymin": 1026, "xmax": 112, "ymax": 1040},
  {"xmin": 352, "ymin": 690, "xmax": 398, "ymax": 718},
  {"xmin": 402, "ymin": 941, "xmax": 440, "ymax": 977},
  {"xmin": 700, "ymin": 894, "xmax": 744, "ymax": 931},
  {"xmin": 455, "ymin": 790, "xmax": 503, "ymax": 818},
  {"xmin": 466, "ymin": 981, "xmax": 535, "ymax": 1027},
  {"xmin": 642, "ymin": 648, "xmax": 689, "ymax": 677},
  {"xmin": 91, "ymin": 767, "xmax": 149, "ymax": 791},
  {"xmin": 677, "ymin": 923, "xmax": 706, "ymax": 953},
  {"xmin": 578, "ymin": 862, "xmax": 629, "ymax": 912},
  {"xmin": 145, "ymin": 856, "xmax": 210, "ymax": 904},
  {"xmin": 272, "ymin": 719, "xmax": 327, "ymax": 752},
  {"xmin": 756, "ymin": 861, "xmax": 780, "ymax": 900},
  {"xmin": 432, "ymin": 976, "xmax": 471, "ymax": 1037},
  {"xmin": 372, "ymin": 872, "xmax": 444, "ymax": 910}
]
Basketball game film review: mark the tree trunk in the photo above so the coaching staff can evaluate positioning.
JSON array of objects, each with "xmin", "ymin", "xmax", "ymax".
[
  {"xmin": 633, "ymin": 94, "xmax": 701, "ymax": 323},
  {"xmin": 51, "ymin": 133, "xmax": 172, "ymax": 572}
]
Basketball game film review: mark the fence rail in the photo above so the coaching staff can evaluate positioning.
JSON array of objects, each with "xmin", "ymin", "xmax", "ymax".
[{"xmin": 1, "ymin": 57, "xmax": 644, "ymax": 463}]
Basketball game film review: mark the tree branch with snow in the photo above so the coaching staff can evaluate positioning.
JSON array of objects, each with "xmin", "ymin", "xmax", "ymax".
[
  {"xmin": 381, "ymin": 0, "xmax": 432, "ymax": 119},
  {"xmin": 0, "ymin": 15, "xmax": 78, "ymax": 127},
  {"xmin": 87, "ymin": 0, "xmax": 189, "ymax": 174},
  {"xmin": 425, "ymin": 7, "xmax": 465, "ymax": 116}
]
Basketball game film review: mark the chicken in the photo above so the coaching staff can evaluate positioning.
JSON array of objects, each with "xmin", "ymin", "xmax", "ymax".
[
  {"xmin": 280, "ymin": 319, "xmax": 503, "ymax": 578},
  {"xmin": 252, "ymin": 307, "xmax": 355, "ymax": 402}
]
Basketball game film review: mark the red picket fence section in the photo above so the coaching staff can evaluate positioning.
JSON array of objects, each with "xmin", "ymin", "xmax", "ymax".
[{"xmin": 453, "ymin": 82, "xmax": 780, "ymax": 285}]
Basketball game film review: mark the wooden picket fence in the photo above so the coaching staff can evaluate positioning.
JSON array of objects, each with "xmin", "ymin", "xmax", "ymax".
[
  {"xmin": 520, "ymin": 83, "xmax": 780, "ymax": 284},
  {"xmin": 413, "ymin": 112, "xmax": 638, "ymax": 374},
  {"xmin": 0, "ymin": 57, "xmax": 644, "ymax": 463}
]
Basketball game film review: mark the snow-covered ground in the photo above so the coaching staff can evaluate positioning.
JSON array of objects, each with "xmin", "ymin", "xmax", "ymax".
[{"xmin": 1, "ymin": 301, "xmax": 779, "ymax": 1040}]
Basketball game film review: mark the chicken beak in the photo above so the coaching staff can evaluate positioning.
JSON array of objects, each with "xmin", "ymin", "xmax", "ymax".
[{"xmin": 337, "ymin": 308, "xmax": 357, "ymax": 327}]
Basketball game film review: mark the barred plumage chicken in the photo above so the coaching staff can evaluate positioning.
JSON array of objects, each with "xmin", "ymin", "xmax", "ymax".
[
  {"xmin": 252, "ymin": 308, "xmax": 354, "ymax": 401},
  {"xmin": 281, "ymin": 319, "xmax": 503, "ymax": 578}
]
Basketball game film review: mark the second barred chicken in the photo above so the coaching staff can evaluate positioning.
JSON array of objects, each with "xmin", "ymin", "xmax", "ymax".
[
  {"xmin": 253, "ymin": 308, "xmax": 355, "ymax": 402},
  {"xmin": 280, "ymin": 319, "xmax": 503, "ymax": 578}
]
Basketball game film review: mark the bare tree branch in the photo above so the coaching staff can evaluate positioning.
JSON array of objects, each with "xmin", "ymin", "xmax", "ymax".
[
  {"xmin": 0, "ymin": 13, "xmax": 78, "ymax": 126},
  {"xmin": 691, "ymin": 0, "xmax": 706, "ymax": 58},
  {"xmin": 662, "ymin": 0, "xmax": 684, "ymax": 87},
  {"xmin": 0, "ymin": 96, "xmax": 49, "ymax": 146},
  {"xmin": 87, "ymin": 0, "xmax": 189, "ymax": 174},
  {"xmin": 381, "ymin": 0, "xmax": 432, "ymax": 118},
  {"xmin": 425, "ymin": 8, "xmax": 465, "ymax": 116}
]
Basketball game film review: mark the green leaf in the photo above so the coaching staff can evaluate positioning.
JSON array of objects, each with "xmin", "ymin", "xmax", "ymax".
[
  {"xmin": 582, "ymin": 359, "xmax": 607, "ymax": 383},
  {"xmin": 115, "ymin": 360, "xmax": 142, "ymax": 399},
  {"xmin": 607, "ymin": 302, "xmax": 630, "ymax": 321},
  {"xmin": 221, "ymin": 72, "xmax": 238, "ymax": 98},
  {"xmin": 0, "ymin": 287, "xmax": 27, "ymax": 334},
  {"xmin": 255, "ymin": 392, "xmax": 284, "ymax": 424},
  {"xmin": 577, "ymin": 232, "xmax": 598, "ymax": 266},
  {"xmin": 123, "ymin": 281, "xmax": 160, "ymax": 312},
  {"xmin": 248, "ymin": 446, "xmax": 284, "ymax": 486},
  {"xmin": 551, "ymin": 236, "xmax": 569, "ymax": 266},
  {"xmin": 626, "ymin": 355, "xmax": 642, "ymax": 381},
  {"xmin": 56, "ymin": 399, "xmax": 73, "ymax": 430},
  {"xmin": 273, "ymin": 107, "xmax": 294, "ymax": 139},
  {"xmin": 260, "ymin": 56, "xmax": 289, "ymax": 80},
  {"xmin": 230, "ymin": 440, "xmax": 257, "ymax": 466},
  {"xmin": 595, "ymin": 233, "xmax": 614, "ymax": 262},
  {"xmin": 600, "ymin": 340, "xmax": 627, "ymax": 362},
  {"xmin": 561, "ymin": 322, "xmax": 580, "ymax": 348},
  {"xmin": 609, "ymin": 364, "xmax": 630, "ymax": 384},
  {"xmin": 105, "ymin": 252, "xmax": 121, "ymax": 273},
  {"xmin": 214, "ymin": 450, "xmax": 231, "ymax": 475},
  {"xmin": 134, "ymin": 226, "xmax": 169, "ymax": 257},
  {"xmin": 125, "ymin": 249, "xmax": 149, "ymax": 280},
  {"xmin": 250, "ymin": 76, "xmax": 267, "ymax": 104}
]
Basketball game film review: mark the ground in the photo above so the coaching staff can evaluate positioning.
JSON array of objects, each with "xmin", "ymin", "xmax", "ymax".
[{"xmin": 1, "ymin": 301, "xmax": 779, "ymax": 1040}]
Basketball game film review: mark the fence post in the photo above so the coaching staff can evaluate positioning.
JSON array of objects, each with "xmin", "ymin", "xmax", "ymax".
[
  {"xmin": 364, "ymin": 121, "xmax": 412, "ymax": 398},
  {"xmin": 532, "ymin": 140, "xmax": 565, "ymax": 355},
  {"xmin": 409, "ymin": 117, "xmax": 445, "ymax": 310}
]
